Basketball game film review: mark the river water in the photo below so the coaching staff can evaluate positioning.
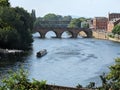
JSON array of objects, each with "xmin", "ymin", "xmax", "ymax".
[{"xmin": 0, "ymin": 32, "xmax": 120, "ymax": 87}]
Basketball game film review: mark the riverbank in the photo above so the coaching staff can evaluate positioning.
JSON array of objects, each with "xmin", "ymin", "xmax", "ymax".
[
  {"xmin": 0, "ymin": 48, "xmax": 24, "ymax": 58},
  {"xmin": 92, "ymin": 31, "xmax": 108, "ymax": 40},
  {"xmin": 93, "ymin": 31, "xmax": 120, "ymax": 42},
  {"xmin": 108, "ymin": 37, "xmax": 120, "ymax": 42}
]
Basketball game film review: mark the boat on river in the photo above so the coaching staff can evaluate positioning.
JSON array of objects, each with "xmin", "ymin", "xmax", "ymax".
[{"xmin": 36, "ymin": 49, "xmax": 47, "ymax": 57}]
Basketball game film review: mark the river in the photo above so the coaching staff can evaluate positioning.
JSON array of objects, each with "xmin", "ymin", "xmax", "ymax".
[{"xmin": 0, "ymin": 32, "xmax": 120, "ymax": 87}]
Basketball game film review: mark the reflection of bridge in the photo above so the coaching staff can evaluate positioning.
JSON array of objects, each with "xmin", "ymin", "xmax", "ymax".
[{"xmin": 35, "ymin": 27, "xmax": 93, "ymax": 38}]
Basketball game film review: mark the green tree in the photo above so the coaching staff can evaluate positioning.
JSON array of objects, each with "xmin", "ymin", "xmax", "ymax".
[
  {"xmin": 76, "ymin": 84, "xmax": 83, "ymax": 88},
  {"xmin": 68, "ymin": 17, "xmax": 89, "ymax": 28},
  {"xmin": 31, "ymin": 9, "xmax": 36, "ymax": 32},
  {"xmin": 31, "ymin": 9, "xmax": 36, "ymax": 22},
  {"xmin": 82, "ymin": 22, "xmax": 89, "ymax": 28},
  {"xmin": 62, "ymin": 16, "xmax": 72, "ymax": 21},
  {"xmin": 43, "ymin": 13, "xmax": 58, "ymax": 21},
  {"xmin": 112, "ymin": 25, "xmax": 120, "ymax": 35},
  {"xmin": 106, "ymin": 58, "xmax": 120, "ymax": 90},
  {"xmin": 86, "ymin": 82, "xmax": 95, "ymax": 89},
  {"xmin": 99, "ymin": 73, "xmax": 109, "ymax": 90},
  {"xmin": 79, "ymin": 17, "xmax": 86, "ymax": 22},
  {"xmin": 68, "ymin": 18, "xmax": 81, "ymax": 28},
  {"xmin": 14, "ymin": 7, "xmax": 33, "ymax": 49},
  {"xmin": 33, "ymin": 17, "xmax": 43, "ymax": 28},
  {"xmin": 0, "ymin": 26, "xmax": 20, "ymax": 49},
  {"xmin": 0, "ymin": 6, "xmax": 33, "ymax": 50},
  {"xmin": 0, "ymin": 68, "xmax": 47, "ymax": 90},
  {"xmin": 34, "ymin": 14, "xmax": 72, "ymax": 28},
  {"xmin": 56, "ymin": 15, "xmax": 63, "ymax": 21},
  {"xmin": 0, "ymin": 0, "xmax": 10, "ymax": 7},
  {"xmin": 99, "ymin": 58, "xmax": 120, "ymax": 90}
]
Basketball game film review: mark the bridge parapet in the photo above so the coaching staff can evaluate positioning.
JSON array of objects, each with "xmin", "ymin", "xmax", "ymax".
[
  {"xmin": 35, "ymin": 26, "xmax": 90, "ymax": 30},
  {"xmin": 36, "ymin": 20, "xmax": 71, "ymax": 28}
]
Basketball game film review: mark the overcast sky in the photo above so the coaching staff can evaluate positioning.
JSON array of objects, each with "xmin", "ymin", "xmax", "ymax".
[{"xmin": 9, "ymin": 0, "xmax": 120, "ymax": 18}]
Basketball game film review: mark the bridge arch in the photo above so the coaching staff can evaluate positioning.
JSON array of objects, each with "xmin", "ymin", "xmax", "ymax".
[
  {"xmin": 77, "ymin": 29, "xmax": 93, "ymax": 38},
  {"xmin": 61, "ymin": 31, "xmax": 73, "ymax": 38},
  {"xmin": 78, "ymin": 30, "xmax": 87, "ymax": 38},
  {"xmin": 38, "ymin": 32, "xmax": 42, "ymax": 38},
  {"xmin": 45, "ymin": 30, "xmax": 57, "ymax": 38},
  {"xmin": 83, "ymin": 29, "xmax": 93, "ymax": 38}
]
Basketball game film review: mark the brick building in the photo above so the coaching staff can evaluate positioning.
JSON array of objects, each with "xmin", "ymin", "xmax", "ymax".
[
  {"xmin": 93, "ymin": 17, "xmax": 108, "ymax": 31},
  {"xmin": 108, "ymin": 13, "xmax": 120, "ymax": 21},
  {"xmin": 107, "ymin": 18, "xmax": 120, "ymax": 32},
  {"xmin": 107, "ymin": 13, "xmax": 120, "ymax": 32}
]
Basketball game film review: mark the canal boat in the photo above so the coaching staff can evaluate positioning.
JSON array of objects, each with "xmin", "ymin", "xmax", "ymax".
[{"xmin": 36, "ymin": 49, "xmax": 47, "ymax": 57}]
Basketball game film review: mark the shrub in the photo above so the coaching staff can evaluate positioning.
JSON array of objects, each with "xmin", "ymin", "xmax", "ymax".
[{"xmin": 0, "ymin": 68, "xmax": 46, "ymax": 90}]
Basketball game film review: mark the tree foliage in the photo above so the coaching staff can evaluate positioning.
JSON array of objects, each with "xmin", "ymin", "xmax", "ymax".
[
  {"xmin": 68, "ymin": 17, "xmax": 88, "ymax": 28},
  {"xmin": 0, "ymin": 68, "xmax": 47, "ymax": 90},
  {"xmin": 0, "ymin": 26, "xmax": 20, "ymax": 49},
  {"xmin": 99, "ymin": 58, "xmax": 120, "ymax": 90},
  {"xmin": 34, "ymin": 13, "xmax": 71, "ymax": 28},
  {"xmin": 76, "ymin": 58, "xmax": 120, "ymax": 90},
  {"xmin": 0, "ymin": 4, "xmax": 33, "ymax": 50},
  {"xmin": 106, "ymin": 58, "xmax": 120, "ymax": 90},
  {"xmin": 31, "ymin": 9, "xmax": 36, "ymax": 22},
  {"xmin": 62, "ymin": 15, "xmax": 72, "ymax": 21},
  {"xmin": 112, "ymin": 25, "xmax": 120, "ymax": 35},
  {"xmin": 43, "ymin": 13, "xmax": 58, "ymax": 21},
  {"xmin": 0, "ymin": 0, "xmax": 10, "ymax": 7},
  {"xmin": 68, "ymin": 17, "xmax": 89, "ymax": 28},
  {"xmin": 68, "ymin": 18, "xmax": 81, "ymax": 28},
  {"xmin": 79, "ymin": 17, "xmax": 86, "ymax": 22},
  {"xmin": 82, "ymin": 22, "xmax": 89, "ymax": 28}
]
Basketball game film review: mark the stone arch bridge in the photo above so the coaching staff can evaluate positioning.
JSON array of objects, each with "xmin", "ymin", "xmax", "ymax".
[{"xmin": 35, "ymin": 27, "xmax": 93, "ymax": 38}]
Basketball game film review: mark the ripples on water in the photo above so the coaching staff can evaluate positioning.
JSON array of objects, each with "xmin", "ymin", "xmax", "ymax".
[{"xmin": 0, "ymin": 32, "xmax": 120, "ymax": 87}]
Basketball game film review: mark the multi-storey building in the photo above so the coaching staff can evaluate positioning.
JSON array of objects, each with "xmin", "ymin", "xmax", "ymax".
[
  {"xmin": 108, "ymin": 13, "xmax": 120, "ymax": 21},
  {"xmin": 107, "ymin": 13, "xmax": 120, "ymax": 32},
  {"xmin": 93, "ymin": 17, "xmax": 108, "ymax": 31},
  {"xmin": 107, "ymin": 18, "xmax": 120, "ymax": 32},
  {"xmin": 87, "ymin": 19, "xmax": 93, "ymax": 29}
]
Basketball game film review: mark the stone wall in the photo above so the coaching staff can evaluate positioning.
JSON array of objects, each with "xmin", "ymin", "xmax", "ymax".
[
  {"xmin": 46, "ymin": 85, "xmax": 90, "ymax": 90},
  {"xmin": 92, "ymin": 31, "xmax": 108, "ymax": 40}
]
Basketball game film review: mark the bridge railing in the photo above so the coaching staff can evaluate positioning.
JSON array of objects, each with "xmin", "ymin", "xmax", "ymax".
[
  {"xmin": 35, "ymin": 26, "xmax": 90, "ymax": 30},
  {"xmin": 39, "ymin": 24, "xmax": 69, "ymax": 28}
]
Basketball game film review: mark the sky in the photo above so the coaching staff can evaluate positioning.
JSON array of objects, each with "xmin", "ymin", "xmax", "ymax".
[{"xmin": 9, "ymin": 0, "xmax": 120, "ymax": 18}]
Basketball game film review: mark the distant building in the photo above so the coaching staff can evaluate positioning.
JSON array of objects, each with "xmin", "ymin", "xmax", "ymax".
[
  {"xmin": 107, "ymin": 13, "xmax": 120, "ymax": 32},
  {"xmin": 81, "ymin": 19, "xmax": 93, "ymax": 28},
  {"xmin": 93, "ymin": 17, "xmax": 108, "ymax": 31},
  {"xmin": 107, "ymin": 18, "xmax": 120, "ymax": 32},
  {"xmin": 87, "ymin": 19, "xmax": 93, "ymax": 29},
  {"xmin": 108, "ymin": 13, "xmax": 120, "ymax": 21}
]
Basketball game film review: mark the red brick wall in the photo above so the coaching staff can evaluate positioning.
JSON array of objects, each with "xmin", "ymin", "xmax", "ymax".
[
  {"xmin": 93, "ymin": 17, "xmax": 108, "ymax": 30},
  {"xmin": 107, "ymin": 22, "xmax": 114, "ymax": 32}
]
